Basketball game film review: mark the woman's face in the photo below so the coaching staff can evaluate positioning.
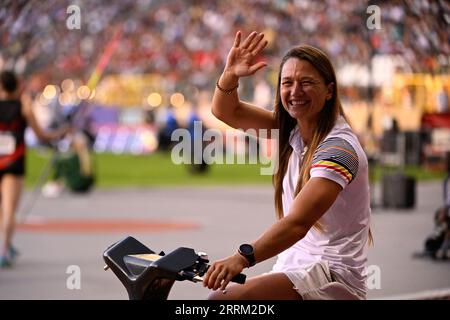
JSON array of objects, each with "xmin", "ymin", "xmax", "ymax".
[{"xmin": 280, "ymin": 58, "xmax": 333, "ymax": 123}]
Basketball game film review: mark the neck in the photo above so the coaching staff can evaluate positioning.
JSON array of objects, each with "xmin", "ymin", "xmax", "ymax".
[{"xmin": 297, "ymin": 119, "xmax": 317, "ymax": 146}]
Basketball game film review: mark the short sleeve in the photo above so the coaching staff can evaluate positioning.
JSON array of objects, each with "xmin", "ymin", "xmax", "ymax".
[{"xmin": 310, "ymin": 137, "xmax": 359, "ymax": 189}]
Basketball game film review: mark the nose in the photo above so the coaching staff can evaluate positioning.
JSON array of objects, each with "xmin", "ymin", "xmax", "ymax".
[{"xmin": 291, "ymin": 81, "xmax": 305, "ymax": 96}]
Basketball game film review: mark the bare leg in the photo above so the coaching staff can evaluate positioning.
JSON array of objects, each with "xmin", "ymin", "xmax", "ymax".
[
  {"xmin": 0, "ymin": 174, "xmax": 24, "ymax": 257},
  {"xmin": 207, "ymin": 272, "xmax": 302, "ymax": 300}
]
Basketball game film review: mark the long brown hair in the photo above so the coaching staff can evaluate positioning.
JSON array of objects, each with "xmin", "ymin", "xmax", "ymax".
[{"xmin": 272, "ymin": 45, "xmax": 373, "ymax": 244}]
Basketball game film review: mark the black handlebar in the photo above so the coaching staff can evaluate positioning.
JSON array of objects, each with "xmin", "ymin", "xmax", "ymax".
[
  {"xmin": 230, "ymin": 272, "xmax": 246, "ymax": 284},
  {"xmin": 103, "ymin": 236, "xmax": 247, "ymax": 300}
]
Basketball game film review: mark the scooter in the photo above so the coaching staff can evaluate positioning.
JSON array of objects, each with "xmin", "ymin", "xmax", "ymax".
[{"xmin": 103, "ymin": 236, "xmax": 246, "ymax": 300}]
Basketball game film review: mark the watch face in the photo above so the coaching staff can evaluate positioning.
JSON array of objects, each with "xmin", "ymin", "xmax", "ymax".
[{"xmin": 239, "ymin": 244, "xmax": 253, "ymax": 255}]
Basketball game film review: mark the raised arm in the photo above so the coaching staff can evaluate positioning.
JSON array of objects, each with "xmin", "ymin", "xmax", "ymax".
[{"xmin": 212, "ymin": 31, "xmax": 276, "ymax": 133}]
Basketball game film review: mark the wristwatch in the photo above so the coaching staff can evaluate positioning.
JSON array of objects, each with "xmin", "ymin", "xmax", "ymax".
[{"xmin": 238, "ymin": 244, "xmax": 256, "ymax": 267}]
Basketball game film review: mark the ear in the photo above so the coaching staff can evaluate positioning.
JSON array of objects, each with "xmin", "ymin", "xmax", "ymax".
[{"xmin": 326, "ymin": 82, "xmax": 334, "ymax": 100}]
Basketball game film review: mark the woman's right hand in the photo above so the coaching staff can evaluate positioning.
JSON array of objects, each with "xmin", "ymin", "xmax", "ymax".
[{"xmin": 224, "ymin": 31, "xmax": 268, "ymax": 78}]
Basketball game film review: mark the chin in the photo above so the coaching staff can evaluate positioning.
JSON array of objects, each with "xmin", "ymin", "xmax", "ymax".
[{"xmin": 287, "ymin": 109, "xmax": 303, "ymax": 120}]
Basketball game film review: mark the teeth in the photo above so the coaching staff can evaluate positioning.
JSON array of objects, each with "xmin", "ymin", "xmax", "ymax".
[{"xmin": 290, "ymin": 101, "xmax": 308, "ymax": 106}]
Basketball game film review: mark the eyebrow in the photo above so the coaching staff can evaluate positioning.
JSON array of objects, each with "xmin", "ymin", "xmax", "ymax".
[{"xmin": 281, "ymin": 76, "xmax": 316, "ymax": 81}]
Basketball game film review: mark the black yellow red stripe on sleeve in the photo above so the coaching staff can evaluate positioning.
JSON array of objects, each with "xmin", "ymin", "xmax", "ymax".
[{"xmin": 311, "ymin": 137, "xmax": 359, "ymax": 184}]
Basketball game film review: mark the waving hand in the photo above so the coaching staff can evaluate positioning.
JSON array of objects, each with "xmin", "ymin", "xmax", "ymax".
[{"xmin": 224, "ymin": 31, "xmax": 268, "ymax": 78}]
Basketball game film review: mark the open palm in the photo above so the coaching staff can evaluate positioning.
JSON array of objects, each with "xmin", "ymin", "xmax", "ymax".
[{"xmin": 225, "ymin": 31, "xmax": 268, "ymax": 78}]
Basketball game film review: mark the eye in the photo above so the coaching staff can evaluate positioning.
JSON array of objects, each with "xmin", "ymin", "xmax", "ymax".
[{"xmin": 301, "ymin": 80, "xmax": 314, "ymax": 86}]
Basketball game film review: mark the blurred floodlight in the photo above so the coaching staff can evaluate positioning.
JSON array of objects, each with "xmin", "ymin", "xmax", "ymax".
[
  {"xmin": 61, "ymin": 79, "xmax": 75, "ymax": 92},
  {"xmin": 58, "ymin": 92, "xmax": 71, "ymax": 106},
  {"xmin": 42, "ymin": 85, "xmax": 57, "ymax": 100},
  {"xmin": 170, "ymin": 92, "xmax": 185, "ymax": 108},
  {"xmin": 77, "ymin": 85, "xmax": 91, "ymax": 99},
  {"xmin": 147, "ymin": 92, "xmax": 162, "ymax": 107}
]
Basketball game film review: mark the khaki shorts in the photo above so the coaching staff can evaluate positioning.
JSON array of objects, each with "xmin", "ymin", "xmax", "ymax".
[{"xmin": 273, "ymin": 261, "xmax": 365, "ymax": 300}]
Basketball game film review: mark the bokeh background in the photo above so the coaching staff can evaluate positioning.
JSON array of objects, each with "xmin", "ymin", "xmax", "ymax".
[{"xmin": 0, "ymin": 0, "xmax": 449, "ymax": 300}]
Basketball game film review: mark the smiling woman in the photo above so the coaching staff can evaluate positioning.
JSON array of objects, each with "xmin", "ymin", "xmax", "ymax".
[
  {"xmin": 205, "ymin": 31, "xmax": 372, "ymax": 300},
  {"xmin": 280, "ymin": 59, "xmax": 333, "ymax": 126}
]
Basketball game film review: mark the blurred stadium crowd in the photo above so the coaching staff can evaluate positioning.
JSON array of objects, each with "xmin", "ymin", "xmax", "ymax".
[
  {"xmin": 0, "ymin": 0, "xmax": 449, "ymax": 157},
  {"xmin": 0, "ymin": 0, "xmax": 448, "ymax": 93}
]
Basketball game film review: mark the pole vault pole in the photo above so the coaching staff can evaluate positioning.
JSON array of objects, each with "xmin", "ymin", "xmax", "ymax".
[
  {"xmin": 69, "ymin": 25, "xmax": 124, "ymax": 124},
  {"xmin": 87, "ymin": 26, "xmax": 123, "ymax": 91}
]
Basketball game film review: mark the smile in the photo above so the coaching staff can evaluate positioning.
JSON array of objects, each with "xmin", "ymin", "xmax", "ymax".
[{"xmin": 289, "ymin": 100, "xmax": 310, "ymax": 107}]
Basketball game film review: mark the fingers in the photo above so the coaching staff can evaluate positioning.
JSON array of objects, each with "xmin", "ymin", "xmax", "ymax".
[
  {"xmin": 220, "ymin": 274, "xmax": 231, "ymax": 291},
  {"xmin": 204, "ymin": 264, "xmax": 223, "ymax": 290},
  {"xmin": 248, "ymin": 61, "xmax": 268, "ymax": 75},
  {"xmin": 203, "ymin": 262, "xmax": 217, "ymax": 288},
  {"xmin": 203, "ymin": 263, "xmax": 232, "ymax": 291},
  {"xmin": 241, "ymin": 31, "xmax": 258, "ymax": 49},
  {"xmin": 203, "ymin": 265, "xmax": 213, "ymax": 287},
  {"xmin": 204, "ymin": 256, "xmax": 243, "ymax": 291},
  {"xmin": 247, "ymin": 33, "xmax": 265, "ymax": 52},
  {"xmin": 252, "ymin": 38, "xmax": 268, "ymax": 56},
  {"xmin": 233, "ymin": 31, "xmax": 241, "ymax": 48},
  {"xmin": 214, "ymin": 270, "xmax": 228, "ymax": 290}
]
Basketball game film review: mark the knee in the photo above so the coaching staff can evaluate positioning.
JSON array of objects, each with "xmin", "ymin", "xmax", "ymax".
[{"xmin": 207, "ymin": 290, "xmax": 225, "ymax": 300}]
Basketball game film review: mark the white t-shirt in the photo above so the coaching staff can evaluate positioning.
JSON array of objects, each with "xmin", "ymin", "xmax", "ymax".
[{"xmin": 272, "ymin": 116, "xmax": 371, "ymax": 295}]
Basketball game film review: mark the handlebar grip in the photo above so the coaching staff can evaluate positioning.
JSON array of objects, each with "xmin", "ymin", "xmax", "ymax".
[{"xmin": 231, "ymin": 273, "xmax": 246, "ymax": 284}]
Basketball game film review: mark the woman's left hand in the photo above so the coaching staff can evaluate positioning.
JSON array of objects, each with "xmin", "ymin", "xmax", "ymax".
[{"xmin": 203, "ymin": 253, "xmax": 248, "ymax": 291}]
